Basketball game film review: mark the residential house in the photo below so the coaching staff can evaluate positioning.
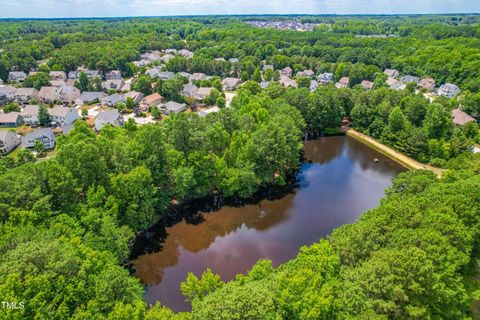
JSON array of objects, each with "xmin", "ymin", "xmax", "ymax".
[
  {"xmin": 95, "ymin": 109, "xmax": 124, "ymax": 131},
  {"xmin": 14, "ymin": 88, "xmax": 38, "ymax": 104},
  {"xmin": 335, "ymin": 77, "xmax": 350, "ymax": 88},
  {"xmin": 38, "ymin": 86, "xmax": 60, "ymax": 103},
  {"xmin": 161, "ymin": 54, "xmax": 175, "ymax": 63},
  {"xmin": 21, "ymin": 128, "xmax": 56, "ymax": 149},
  {"xmin": 387, "ymin": 77, "xmax": 406, "ymax": 90},
  {"xmin": 279, "ymin": 75, "xmax": 297, "ymax": 88},
  {"xmin": 260, "ymin": 81, "xmax": 271, "ymax": 89},
  {"xmin": 140, "ymin": 93, "xmax": 162, "ymax": 111},
  {"xmin": 195, "ymin": 87, "xmax": 214, "ymax": 100},
  {"xmin": 159, "ymin": 101, "xmax": 187, "ymax": 115},
  {"xmin": 438, "ymin": 83, "xmax": 461, "ymax": 98},
  {"xmin": 222, "ymin": 77, "xmax": 242, "ymax": 91},
  {"xmin": 0, "ymin": 92, "xmax": 7, "ymax": 106},
  {"xmin": 49, "ymin": 71, "xmax": 67, "ymax": 81},
  {"xmin": 452, "ymin": 109, "xmax": 476, "ymax": 126},
  {"xmin": 384, "ymin": 69, "xmax": 400, "ymax": 77},
  {"xmin": 280, "ymin": 67, "xmax": 293, "ymax": 78},
  {"xmin": 145, "ymin": 68, "xmax": 161, "ymax": 79},
  {"xmin": 360, "ymin": 80, "xmax": 375, "ymax": 90},
  {"xmin": 199, "ymin": 106, "xmax": 220, "ymax": 117},
  {"xmin": 214, "ymin": 58, "xmax": 226, "ymax": 62},
  {"xmin": 68, "ymin": 71, "xmax": 80, "ymax": 79},
  {"xmin": 262, "ymin": 65, "xmax": 274, "ymax": 72},
  {"xmin": 157, "ymin": 71, "xmax": 175, "ymax": 81},
  {"xmin": 75, "ymin": 92, "xmax": 106, "ymax": 105},
  {"xmin": 21, "ymin": 105, "xmax": 40, "ymax": 126},
  {"xmin": 123, "ymin": 91, "xmax": 144, "ymax": 105},
  {"xmin": 48, "ymin": 106, "xmax": 79, "ymax": 125},
  {"xmin": 83, "ymin": 70, "xmax": 102, "ymax": 79},
  {"xmin": 102, "ymin": 79, "xmax": 125, "ymax": 92},
  {"xmin": 105, "ymin": 70, "xmax": 122, "ymax": 80},
  {"xmin": 317, "ymin": 73, "xmax": 334, "ymax": 84},
  {"xmin": 101, "ymin": 93, "xmax": 124, "ymax": 107},
  {"xmin": 164, "ymin": 49, "xmax": 177, "ymax": 54},
  {"xmin": 178, "ymin": 49, "xmax": 194, "ymax": 59},
  {"xmin": 310, "ymin": 80, "xmax": 319, "ymax": 92},
  {"xmin": 0, "ymin": 85, "xmax": 17, "ymax": 101},
  {"xmin": 182, "ymin": 83, "xmax": 199, "ymax": 98},
  {"xmin": 141, "ymin": 51, "xmax": 162, "ymax": 62},
  {"xmin": 177, "ymin": 72, "xmax": 192, "ymax": 79},
  {"xmin": 121, "ymin": 82, "xmax": 131, "ymax": 92},
  {"xmin": 419, "ymin": 78, "xmax": 436, "ymax": 92},
  {"xmin": 0, "ymin": 131, "xmax": 21, "ymax": 155},
  {"xmin": 400, "ymin": 75, "xmax": 419, "ymax": 84},
  {"xmin": 190, "ymin": 73, "xmax": 208, "ymax": 82},
  {"xmin": 228, "ymin": 58, "xmax": 239, "ymax": 63},
  {"xmin": 59, "ymin": 86, "xmax": 81, "ymax": 104},
  {"xmin": 49, "ymin": 80, "xmax": 66, "ymax": 87},
  {"xmin": 8, "ymin": 71, "xmax": 27, "ymax": 83},
  {"xmin": 132, "ymin": 60, "xmax": 150, "ymax": 67},
  {"xmin": 0, "ymin": 112, "xmax": 24, "ymax": 128},
  {"xmin": 296, "ymin": 70, "xmax": 315, "ymax": 79}
]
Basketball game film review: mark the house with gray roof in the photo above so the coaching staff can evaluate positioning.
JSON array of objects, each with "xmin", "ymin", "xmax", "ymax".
[
  {"xmin": 195, "ymin": 87, "xmax": 214, "ymax": 100},
  {"xmin": 161, "ymin": 54, "xmax": 175, "ymax": 63},
  {"xmin": 95, "ymin": 109, "xmax": 124, "ymax": 131},
  {"xmin": 178, "ymin": 49, "xmax": 194, "ymax": 59},
  {"xmin": 182, "ymin": 83, "xmax": 198, "ymax": 98},
  {"xmin": 0, "ymin": 130, "xmax": 21, "ymax": 155},
  {"xmin": 101, "ymin": 93, "xmax": 124, "ymax": 107},
  {"xmin": 438, "ymin": 83, "xmax": 461, "ymax": 99},
  {"xmin": 0, "ymin": 92, "xmax": 7, "ymax": 106},
  {"xmin": 145, "ymin": 68, "xmax": 161, "ymax": 79},
  {"xmin": 296, "ymin": 70, "xmax": 315, "ymax": 79},
  {"xmin": 49, "ymin": 80, "xmax": 66, "ymax": 87},
  {"xmin": 222, "ymin": 77, "xmax": 243, "ymax": 91},
  {"xmin": 177, "ymin": 72, "xmax": 192, "ymax": 79},
  {"xmin": 159, "ymin": 101, "xmax": 187, "ymax": 115},
  {"xmin": 317, "ymin": 73, "xmax": 334, "ymax": 84},
  {"xmin": 400, "ymin": 75, "xmax": 420, "ymax": 84},
  {"xmin": 49, "ymin": 71, "xmax": 67, "ymax": 81},
  {"xmin": 280, "ymin": 67, "xmax": 293, "ymax": 78},
  {"xmin": 14, "ymin": 88, "xmax": 38, "ymax": 104},
  {"xmin": 105, "ymin": 70, "xmax": 122, "ymax": 80},
  {"xmin": 0, "ymin": 85, "xmax": 17, "ymax": 101},
  {"xmin": 48, "ymin": 106, "xmax": 79, "ymax": 125},
  {"xmin": 158, "ymin": 71, "xmax": 175, "ymax": 81},
  {"xmin": 21, "ymin": 105, "xmax": 40, "ymax": 126},
  {"xmin": 122, "ymin": 91, "xmax": 144, "ymax": 105},
  {"xmin": 190, "ymin": 73, "xmax": 208, "ymax": 82},
  {"xmin": 0, "ymin": 112, "xmax": 24, "ymax": 128},
  {"xmin": 310, "ymin": 80, "xmax": 319, "ymax": 92},
  {"xmin": 228, "ymin": 58, "xmax": 239, "ymax": 63},
  {"xmin": 59, "ymin": 86, "xmax": 81, "ymax": 104},
  {"xmin": 75, "ymin": 91, "xmax": 106, "ymax": 105},
  {"xmin": 8, "ymin": 71, "xmax": 27, "ymax": 83},
  {"xmin": 102, "ymin": 79, "xmax": 125, "ymax": 92},
  {"xmin": 83, "ymin": 70, "xmax": 102, "ymax": 79},
  {"xmin": 38, "ymin": 87, "xmax": 60, "ymax": 103},
  {"xmin": 68, "ymin": 71, "xmax": 80, "ymax": 79},
  {"xmin": 22, "ymin": 128, "xmax": 56, "ymax": 149}
]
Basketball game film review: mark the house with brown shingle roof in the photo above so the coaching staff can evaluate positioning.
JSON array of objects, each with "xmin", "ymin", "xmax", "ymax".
[{"xmin": 452, "ymin": 109, "xmax": 476, "ymax": 126}]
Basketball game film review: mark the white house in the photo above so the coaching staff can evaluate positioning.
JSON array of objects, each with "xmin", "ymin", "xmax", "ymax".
[
  {"xmin": 0, "ymin": 131, "xmax": 21, "ymax": 155},
  {"xmin": 95, "ymin": 109, "xmax": 124, "ymax": 131},
  {"xmin": 21, "ymin": 105, "xmax": 40, "ymax": 126},
  {"xmin": 21, "ymin": 128, "xmax": 56, "ymax": 149},
  {"xmin": 48, "ymin": 106, "xmax": 79, "ymax": 125},
  {"xmin": 438, "ymin": 83, "xmax": 461, "ymax": 99}
]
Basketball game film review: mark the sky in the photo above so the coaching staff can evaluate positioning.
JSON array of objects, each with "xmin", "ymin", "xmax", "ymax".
[{"xmin": 0, "ymin": 0, "xmax": 479, "ymax": 19}]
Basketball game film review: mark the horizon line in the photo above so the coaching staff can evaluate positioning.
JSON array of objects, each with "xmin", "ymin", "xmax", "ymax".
[{"xmin": 0, "ymin": 12, "xmax": 479, "ymax": 21}]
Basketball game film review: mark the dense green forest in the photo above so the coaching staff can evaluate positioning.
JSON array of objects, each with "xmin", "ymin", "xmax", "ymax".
[{"xmin": 1, "ymin": 15, "xmax": 480, "ymax": 319}]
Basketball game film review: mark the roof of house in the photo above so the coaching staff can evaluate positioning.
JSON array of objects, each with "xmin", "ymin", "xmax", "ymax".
[
  {"xmin": 105, "ymin": 70, "xmax": 122, "ymax": 78},
  {"xmin": 22, "ymin": 105, "xmax": 39, "ymax": 115},
  {"xmin": 400, "ymin": 75, "xmax": 419, "ymax": 83},
  {"xmin": 279, "ymin": 75, "xmax": 297, "ymax": 87},
  {"xmin": 196, "ymin": 87, "xmax": 213, "ymax": 96},
  {"xmin": 103, "ymin": 93, "xmax": 124, "ymax": 104},
  {"xmin": 0, "ymin": 85, "xmax": 17, "ymax": 95},
  {"xmin": 79, "ymin": 91, "xmax": 105, "ymax": 102},
  {"xmin": 38, "ymin": 86, "xmax": 59, "ymax": 101},
  {"xmin": 339, "ymin": 77, "xmax": 350, "ymax": 85},
  {"xmin": 0, "ymin": 130, "xmax": 17, "ymax": 141},
  {"xmin": 49, "ymin": 80, "xmax": 67, "ymax": 87},
  {"xmin": 318, "ymin": 73, "xmax": 334, "ymax": 82},
  {"xmin": 0, "ymin": 112, "xmax": 22, "ymax": 123},
  {"xmin": 9, "ymin": 71, "xmax": 27, "ymax": 79},
  {"xmin": 97, "ymin": 109, "xmax": 121, "ymax": 123},
  {"xmin": 439, "ymin": 83, "xmax": 460, "ymax": 91},
  {"xmin": 22, "ymin": 128, "xmax": 54, "ymax": 146},
  {"xmin": 452, "ymin": 108, "xmax": 476, "ymax": 126},
  {"xmin": 163, "ymin": 101, "xmax": 186, "ymax": 111},
  {"xmin": 222, "ymin": 77, "xmax": 242, "ymax": 87},
  {"xmin": 183, "ymin": 83, "xmax": 198, "ymax": 94},
  {"xmin": 384, "ymin": 69, "xmax": 399, "ymax": 77},
  {"xmin": 48, "ymin": 106, "xmax": 73, "ymax": 117},
  {"xmin": 144, "ymin": 92, "xmax": 162, "ymax": 104},
  {"xmin": 190, "ymin": 73, "xmax": 208, "ymax": 81},
  {"xmin": 49, "ymin": 71, "xmax": 66, "ymax": 78},
  {"xmin": 15, "ymin": 87, "xmax": 37, "ymax": 96}
]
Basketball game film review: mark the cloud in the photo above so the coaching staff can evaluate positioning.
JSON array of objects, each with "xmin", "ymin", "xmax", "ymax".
[{"xmin": 0, "ymin": 0, "xmax": 478, "ymax": 18}]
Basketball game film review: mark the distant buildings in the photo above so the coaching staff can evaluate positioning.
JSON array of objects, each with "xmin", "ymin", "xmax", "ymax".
[{"xmin": 247, "ymin": 20, "xmax": 319, "ymax": 32}]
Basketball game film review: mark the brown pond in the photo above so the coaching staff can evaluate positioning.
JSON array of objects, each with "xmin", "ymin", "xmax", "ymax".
[{"xmin": 132, "ymin": 136, "xmax": 406, "ymax": 312}]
